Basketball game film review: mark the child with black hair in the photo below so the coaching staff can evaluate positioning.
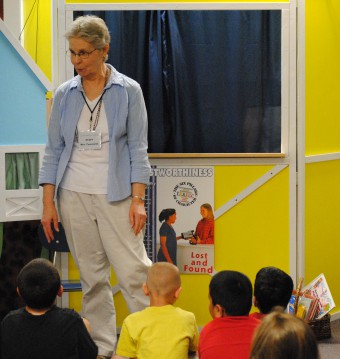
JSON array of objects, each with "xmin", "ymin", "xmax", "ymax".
[
  {"xmin": 251, "ymin": 266, "xmax": 294, "ymax": 320},
  {"xmin": 157, "ymin": 208, "xmax": 182, "ymax": 264},
  {"xmin": 0, "ymin": 258, "xmax": 98, "ymax": 359},
  {"xmin": 198, "ymin": 270, "xmax": 260, "ymax": 359}
]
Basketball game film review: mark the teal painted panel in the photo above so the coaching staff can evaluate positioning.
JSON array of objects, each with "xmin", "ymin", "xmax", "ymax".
[{"xmin": 0, "ymin": 32, "xmax": 47, "ymax": 145}]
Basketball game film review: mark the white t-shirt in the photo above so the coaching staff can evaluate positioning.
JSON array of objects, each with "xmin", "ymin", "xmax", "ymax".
[{"xmin": 59, "ymin": 94, "xmax": 109, "ymax": 194}]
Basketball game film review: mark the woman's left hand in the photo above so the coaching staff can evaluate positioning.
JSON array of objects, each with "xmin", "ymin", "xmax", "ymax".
[{"xmin": 129, "ymin": 198, "xmax": 147, "ymax": 235}]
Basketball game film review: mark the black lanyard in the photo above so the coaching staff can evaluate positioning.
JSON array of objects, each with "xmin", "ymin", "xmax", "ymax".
[{"xmin": 81, "ymin": 89, "xmax": 107, "ymax": 131}]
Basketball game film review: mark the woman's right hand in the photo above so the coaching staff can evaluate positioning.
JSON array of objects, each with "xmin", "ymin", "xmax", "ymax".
[
  {"xmin": 189, "ymin": 236, "xmax": 200, "ymax": 245},
  {"xmin": 41, "ymin": 184, "xmax": 59, "ymax": 242}
]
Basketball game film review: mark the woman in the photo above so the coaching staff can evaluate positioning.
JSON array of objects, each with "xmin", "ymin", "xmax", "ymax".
[
  {"xmin": 250, "ymin": 309, "xmax": 320, "ymax": 359},
  {"xmin": 190, "ymin": 203, "xmax": 214, "ymax": 244},
  {"xmin": 157, "ymin": 209, "xmax": 182, "ymax": 265},
  {"xmin": 39, "ymin": 15, "xmax": 152, "ymax": 359}
]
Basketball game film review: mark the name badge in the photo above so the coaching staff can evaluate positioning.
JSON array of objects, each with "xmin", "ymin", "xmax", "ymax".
[{"xmin": 78, "ymin": 130, "xmax": 102, "ymax": 150}]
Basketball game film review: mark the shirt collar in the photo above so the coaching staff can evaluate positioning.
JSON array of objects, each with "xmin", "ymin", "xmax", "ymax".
[{"xmin": 70, "ymin": 63, "xmax": 125, "ymax": 92}]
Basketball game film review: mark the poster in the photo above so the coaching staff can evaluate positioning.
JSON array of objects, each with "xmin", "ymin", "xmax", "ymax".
[{"xmin": 151, "ymin": 166, "xmax": 214, "ymax": 274}]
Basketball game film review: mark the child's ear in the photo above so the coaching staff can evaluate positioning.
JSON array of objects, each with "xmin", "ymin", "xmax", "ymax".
[
  {"xmin": 57, "ymin": 285, "xmax": 64, "ymax": 297},
  {"xmin": 142, "ymin": 283, "xmax": 150, "ymax": 296},
  {"xmin": 16, "ymin": 287, "xmax": 20, "ymax": 296},
  {"xmin": 174, "ymin": 286, "xmax": 182, "ymax": 299},
  {"xmin": 213, "ymin": 304, "xmax": 225, "ymax": 318},
  {"xmin": 253, "ymin": 296, "xmax": 258, "ymax": 308}
]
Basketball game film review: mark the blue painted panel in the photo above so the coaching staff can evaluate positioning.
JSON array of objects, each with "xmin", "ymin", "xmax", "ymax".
[{"xmin": 0, "ymin": 32, "xmax": 47, "ymax": 145}]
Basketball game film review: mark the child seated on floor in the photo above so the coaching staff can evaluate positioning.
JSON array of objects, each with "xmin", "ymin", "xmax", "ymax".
[
  {"xmin": 113, "ymin": 262, "xmax": 199, "ymax": 359},
  {"xmin": 251, "ymin": 266, "xmax": 294, "ymax": 320},
  {"xmin": 0, "ymin": 258, "xmax": 98, "ymax": 359},
  {"xmin": 250, "ymin": 307, "xmax": 320, "ymax": 359},
  {"xmin": 198, "ymin": 270, "xmax": 261, "ymax": 359}
]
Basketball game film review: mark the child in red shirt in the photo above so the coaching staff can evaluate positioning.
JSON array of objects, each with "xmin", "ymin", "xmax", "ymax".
[{"xmin": 198, "ymin": 270, "xmax": 260, "ymax": 359}]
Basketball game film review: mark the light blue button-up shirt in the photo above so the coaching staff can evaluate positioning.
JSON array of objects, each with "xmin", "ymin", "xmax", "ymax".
[{"xmin": 39, "ymin": 64, "xmax": 151, "ymax": 202}]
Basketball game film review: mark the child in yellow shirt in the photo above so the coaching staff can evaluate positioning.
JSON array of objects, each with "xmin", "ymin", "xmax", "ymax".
[{"xmin": 113, "ymin": 262, "xmax": 198, "ymax": 359}]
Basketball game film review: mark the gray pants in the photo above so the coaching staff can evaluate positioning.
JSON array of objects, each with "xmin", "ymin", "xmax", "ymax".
[{"xmin": 59, "ymin": 189, "xmax": 152, "ymax": 357}]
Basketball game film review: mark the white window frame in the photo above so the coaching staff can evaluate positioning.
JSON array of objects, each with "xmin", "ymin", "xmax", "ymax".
[
  {"xmin": 0, "ymin": 145, "xmax": 45, "ymax": 222},
  {"xmin": 54, "ymin": 1, "xmax": 293, "ymax": 158}
]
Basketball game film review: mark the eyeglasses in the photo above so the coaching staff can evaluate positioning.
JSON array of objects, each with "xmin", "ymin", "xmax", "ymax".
[{"xmin": 66, "ymin": 48, "xmax": 97, "ymax": 60}]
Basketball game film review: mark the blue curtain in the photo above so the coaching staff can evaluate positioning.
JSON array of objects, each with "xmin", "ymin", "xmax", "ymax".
[{"xmin": 75, "ymin": 10, "xmax": 281, "ymax": 153}]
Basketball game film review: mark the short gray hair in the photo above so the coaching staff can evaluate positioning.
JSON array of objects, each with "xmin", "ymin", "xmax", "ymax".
[{"xmin": 65, "ymin": 15, "xmax": 110, "ymax": 60}]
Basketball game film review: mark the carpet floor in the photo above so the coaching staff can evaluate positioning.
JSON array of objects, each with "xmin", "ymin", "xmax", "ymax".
[{"xmin": 319, "ymin": 318, "xmax": 340, "ymax": 359}]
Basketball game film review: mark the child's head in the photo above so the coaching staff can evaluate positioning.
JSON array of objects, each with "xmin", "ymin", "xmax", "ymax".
[
  {"xmin": 17, "ymin": 258, "xmax": 61, "ymax": 310},
  {"xmin": 158, "ymin": 208, "xmax": 176, "ymax": 223},
  {"xmin": 254, "ymin": 267, "xmax": 294, "ymax": 314},
  {"xmin": 250, "ymin": 309, "xmax": 319, "ymax": 359},
  {"xmin": 144, "ymin": 262, "xmax": 181, "ymax": 303},
  {"xmin": 209, "ymin": 270, "xmax": 253, "ymax": 317}
]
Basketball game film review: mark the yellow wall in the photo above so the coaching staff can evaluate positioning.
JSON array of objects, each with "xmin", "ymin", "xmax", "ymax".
[
  {"xmin": 214, "ymin": 166, "xmax": 290, "ymax": 275},
  {"xmin": 305, "ymin": 1, "xmax": 340, "ymax": 312},
  {"xmin": 23, "ymin": 0, "xmax": 52, "ymax": 81},
  {"xmin": 305, "ymin": 161, "xmax": 340, "ymax": 305},
  {"xmin": 306, "ymin": 1, "xmax": 340, "ymax": 156}
]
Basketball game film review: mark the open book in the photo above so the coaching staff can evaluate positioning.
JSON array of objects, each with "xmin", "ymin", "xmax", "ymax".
[{"xmin": 302, "ymin": 273, "xmax": 336, "ymax": 319}]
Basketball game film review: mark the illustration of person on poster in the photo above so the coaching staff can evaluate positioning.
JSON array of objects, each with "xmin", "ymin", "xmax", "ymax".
[
  {"xmin": 157, "ymin": 208, "xmax": 183, "ymax": 265},
  {"xmin": 189, "ymin": 203, "xmax": 214, "ymax": 245}
]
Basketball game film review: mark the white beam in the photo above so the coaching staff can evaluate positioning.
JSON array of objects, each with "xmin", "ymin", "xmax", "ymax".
[{"xmin": 3, "ymin": 0, "xmax": 21, "ymax": 40}]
